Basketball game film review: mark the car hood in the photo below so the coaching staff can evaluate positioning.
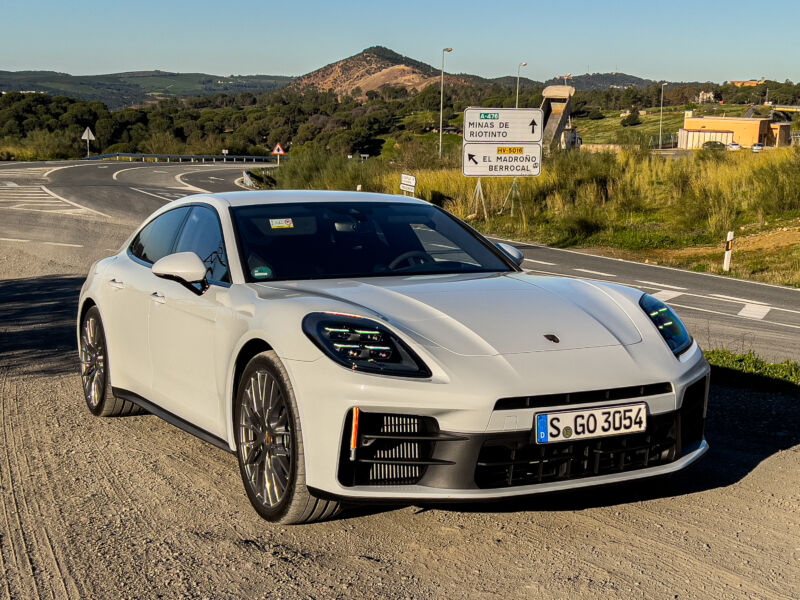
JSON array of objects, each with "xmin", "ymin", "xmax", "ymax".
[{"xmin": 252, "ymin": 272, "xmax": 642, "ymax": 356}]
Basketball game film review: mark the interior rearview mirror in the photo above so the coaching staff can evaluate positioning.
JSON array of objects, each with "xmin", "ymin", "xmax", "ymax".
[
  {"xmin": 152, "ymin": 252, "xmax": 208, "ymax": 293},
  {"xmin": 495, "ymin": 242, "xmax": 524, "ymax": 267}
]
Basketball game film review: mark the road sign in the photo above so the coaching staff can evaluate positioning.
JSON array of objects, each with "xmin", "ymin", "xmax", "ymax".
[
  {"xmin": 462, "ymin": 143, "xmax": 541, "ymax": 177},
  {"xmin": 272, "ymin": 143, "xmax": 286, "ymax": 156},
  {"xmin": 400, "ymin": 173, "xmax": 416, "ymax": 194},
  {"xmin": 463, "ymin": 108, "xmax": 543, "ymax": 144},
  {"xmin": 81, "ymin": 127, "xmax": 95, "ymax": 141}
]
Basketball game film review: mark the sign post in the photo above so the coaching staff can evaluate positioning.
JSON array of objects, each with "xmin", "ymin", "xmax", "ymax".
[
  {"xmin": 81, "ymin": 127, "xmax": 95, "ymax": 158},
  {"xmin": 272, "ymin": 143, "xmax": 286, "ymax": 166},
  {"xmin": 400, "ymin": 173, "xmax": 417, "ymax": 196},
  {"xmin": 462, "ymin": 108, "xmax": 544, "ymax": 220}
]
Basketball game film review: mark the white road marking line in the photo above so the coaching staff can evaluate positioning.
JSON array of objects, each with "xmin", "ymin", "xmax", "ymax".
[
  {"xmin": 669, "ymin": 302, "xmax": 800, "ymax": 330},
  {"xmin": 174, "ymin": 171, "xmax": 211, "ymax": 193},
  {"xmin": 40, "ymin": 186, "xmax": 111, "ymax": 218},
  {"xmin": 43, "ymin": 241, "xmax": 83, "ymax": 247},
  {"xmin": 711, "ymin": 293, "xmax": 769, "ymax": 305},
  {"xmin": 525, "ymin": 267, "xmax": 800, "ymax": 323},
  {"xmin": 4, "ymin": 182, "xmax": 19, "ymax": 187},
  {"xmin": 636, "ymin": 280, "xmax": 687, "ymax": 290},
  {"xmin": 130, "ymin": 187, "xmax": 174, "ymax": 202},
  {"xmin": 573, "ymin": 268, "xmax": 616, "ymax": 277},
  {"xmin": 524, "ymin": 258, "xmax": 557, "ymax": 266},
  {"xmin": 113, "ymin": 166, "xmax": 149, "ymax": 181},
  {"xmin": 489, "ymin": 234, "xmax": 800, "ymax": 293},
  {"xmin": 234, "ymin": 177, "xmax": 251, "ymax": 190},
  {"xmin": 738, "ymin": 304, "xmax": 772, "ymax": 320},
  {"xmin": 42, "ymin": 164, "xmax": 91, "ymax": 178},
  {"xmin": 653, "ymin": 290, "xmax": 684, "ymax": 302},
  {"xmin": 0, "ymin": 237, "xmax": 30, "ymax": 242}
]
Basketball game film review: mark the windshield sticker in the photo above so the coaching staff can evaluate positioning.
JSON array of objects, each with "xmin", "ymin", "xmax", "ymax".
[
  {"xmin": 269, "ymin": 218, "xmax": 294, "ymax": 229},
  {"xmin": 252, "ymin": 266, "xmax": 273, "ymax": 279}
]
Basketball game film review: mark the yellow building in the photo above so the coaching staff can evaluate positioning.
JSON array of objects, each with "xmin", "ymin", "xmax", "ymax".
[{"xmin": 678, "ymin": 115, "xmax": 791, "ymax": 149}]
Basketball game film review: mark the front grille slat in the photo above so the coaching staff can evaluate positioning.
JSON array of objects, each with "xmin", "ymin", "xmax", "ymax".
[
  {"xmin": 495, "ymin": 381, "xmax": 673, "ymax": 411},
  {"xmin": 475, "ymin": 412, "xmax": 682, "ymax": 489},
  {"xmin": 338, "ymin": 411, "xmax": 444, "ymax": 487}
]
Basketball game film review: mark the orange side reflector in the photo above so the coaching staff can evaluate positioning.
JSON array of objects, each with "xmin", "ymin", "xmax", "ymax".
[{"xmin": 349, "ymin": 407, "xmax": 360, "ymax": 461}]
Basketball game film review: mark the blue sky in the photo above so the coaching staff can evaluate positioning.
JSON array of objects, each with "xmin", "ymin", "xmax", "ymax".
[{"xmin": 2, "ymin": 0, "xmax": 799, "ymax": 82}]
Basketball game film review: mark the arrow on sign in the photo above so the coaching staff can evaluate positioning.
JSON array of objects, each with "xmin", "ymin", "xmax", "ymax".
[
  {"xmin": 468, "ymin": 153, "xmax": 478, "ymax": 164},
  {"xmin": 529, "ymin": 119, "xmax": 538, "ymax": 134}
]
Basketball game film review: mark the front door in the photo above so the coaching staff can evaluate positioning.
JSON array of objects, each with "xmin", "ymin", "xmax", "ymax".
[{"xmin": 148, "ymin": 205, "xmax": 232, "ymax": 439}]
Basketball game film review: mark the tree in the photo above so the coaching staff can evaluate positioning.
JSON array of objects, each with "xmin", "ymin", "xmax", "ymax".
[{"xmin": 621, "ymin": 108, "xmax": 641, "ymax": 127}]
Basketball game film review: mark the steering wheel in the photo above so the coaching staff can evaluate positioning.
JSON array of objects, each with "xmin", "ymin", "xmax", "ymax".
[{"xmin": 388, "ymin": 250, "xmax": 435, "ymax": 270}]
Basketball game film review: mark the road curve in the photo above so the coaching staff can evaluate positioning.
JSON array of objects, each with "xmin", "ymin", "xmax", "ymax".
[{"xmin": 0, "ymin": 160, "xmax": 798, "ymax": 600}]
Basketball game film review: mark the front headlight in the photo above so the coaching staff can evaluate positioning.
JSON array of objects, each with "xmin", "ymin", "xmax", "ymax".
[
  {"xmin": 302, "ymin": 312, "xmax": 432, "ymax": 378},
  {"xmin": 639, "ymin": 294, "xmax": 692, "ymax": 356}
]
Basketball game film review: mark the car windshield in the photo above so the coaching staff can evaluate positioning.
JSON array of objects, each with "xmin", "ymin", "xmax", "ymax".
[{"xmin": 231, "ymin": 201, "xmax": 512, "ymax": 281}]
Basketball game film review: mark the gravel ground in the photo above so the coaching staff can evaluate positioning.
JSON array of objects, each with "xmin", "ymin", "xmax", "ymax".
[{"xmin": 0, "ymin": 233, "xmax": 798, "ymax": 600}]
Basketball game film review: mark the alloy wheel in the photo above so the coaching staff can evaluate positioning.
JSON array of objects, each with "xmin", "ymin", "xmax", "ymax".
[
  {"xmin": 238, "ymin": 370, "xmax": 293, "ymax": 507},
  {"xmin": 80, "ymin": 315, "xmax": 106, "ymax": 408}
]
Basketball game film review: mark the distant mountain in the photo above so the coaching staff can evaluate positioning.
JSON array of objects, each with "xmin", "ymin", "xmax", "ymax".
[
  {"xmin": 0, "ymin": 49, "xmax": 720, "ymax": 112},
  {"xmin": 544, "ymin": 73, "xmax": 658, "ymax": 90},
  {"xmin": 0, "ymin": 70, "xmax": 293, "ymax": 110},
  {"xmin": 291, "ymin": 46, "xmax": 472, "ymax": 96}
]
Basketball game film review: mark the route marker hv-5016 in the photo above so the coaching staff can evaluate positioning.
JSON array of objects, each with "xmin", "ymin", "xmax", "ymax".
[{"xmin": 462, "ymin": 108, "xmax": 545, "ymax": 221}]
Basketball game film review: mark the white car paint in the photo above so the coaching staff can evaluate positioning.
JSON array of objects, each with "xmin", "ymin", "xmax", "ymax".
[{"xmin": 78, "ymin": 190, "xmax": 709, "ymax": 502}]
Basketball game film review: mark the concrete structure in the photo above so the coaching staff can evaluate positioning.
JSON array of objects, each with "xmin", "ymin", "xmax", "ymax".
[
  {"xmin": 677, "ymin": 115, "xmax": 792, "ymax": 149},
  {"xmin": 540, "ymin": 85, "xmax": 579, "ymax": 153}
]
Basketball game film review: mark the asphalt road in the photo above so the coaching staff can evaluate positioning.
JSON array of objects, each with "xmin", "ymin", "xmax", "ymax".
[
  {"xmin": 0, "ymin": 160, "xmax": 798, "ymax": 600},
  {"xmin": 1, "ymin": 160, "xmax": 797, "ymax": 362}
]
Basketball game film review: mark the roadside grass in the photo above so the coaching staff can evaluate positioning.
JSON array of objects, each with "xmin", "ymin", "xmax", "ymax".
[
  {"xmin": 257, "ymin": 138, "xmax": 800, "ymax": 287},
  {"xmin": 706, "ymin": 349, "xmax": 800, "ymax": 393}
]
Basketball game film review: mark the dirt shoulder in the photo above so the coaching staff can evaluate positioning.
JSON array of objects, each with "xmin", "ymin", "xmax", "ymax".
[{"xmin": 0, "ymin": 246, "xmax": 798, "ymax": 599}]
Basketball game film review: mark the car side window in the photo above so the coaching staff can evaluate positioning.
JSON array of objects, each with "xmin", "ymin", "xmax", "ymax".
[
  {"xmin": 130, "ymin": 206, "xmax": 191, "ymax": 265},
  {"xmin": 174, "ymin": 205, "xmax": 231, "ymax": 284}
]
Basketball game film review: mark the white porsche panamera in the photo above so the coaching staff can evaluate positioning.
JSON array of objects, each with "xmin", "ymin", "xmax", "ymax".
[{"xmin": 78, "ymin": 190, "xmax": 709, "ymax": 524}]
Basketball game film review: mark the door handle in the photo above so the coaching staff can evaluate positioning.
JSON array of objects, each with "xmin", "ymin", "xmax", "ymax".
[
  {"xmin": 108, "ymin": 278, "xmax": 125, "ymax": 289},
  {"xmin": 150, "ymin": 292, "xmax": 166, "ymax": 304}
]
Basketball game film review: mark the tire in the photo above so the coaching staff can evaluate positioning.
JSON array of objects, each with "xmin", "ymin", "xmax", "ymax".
[
  {"xmin": 79, "ymin": 306, "xmax": 141, "ymax": 417},
  {"xmin": 234, "ymin": 351, "xmax": 340, "ymax": 524}
]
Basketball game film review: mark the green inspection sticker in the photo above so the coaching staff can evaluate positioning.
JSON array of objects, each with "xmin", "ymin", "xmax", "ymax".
[{"xmin": 252, "ymin": 266, "xmax": 273, "ymax": 279}]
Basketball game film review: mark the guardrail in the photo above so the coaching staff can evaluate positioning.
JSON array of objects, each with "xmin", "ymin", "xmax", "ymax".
[{"xmin": 83, "ymin": 152, "xmax": 279, "ymax": 164}]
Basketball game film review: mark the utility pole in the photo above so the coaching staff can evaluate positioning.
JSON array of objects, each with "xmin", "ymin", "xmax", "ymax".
[
  {"xmin": 516, "ymin": 62, "xmax": 527, "ymax": 109},
  {"xmin": 659, "ymin": 82, "xmax": 668, "ymax": 150},
  {"xmin": 439, "ymin": 47, "xmax": 453, "ymax": 159}
]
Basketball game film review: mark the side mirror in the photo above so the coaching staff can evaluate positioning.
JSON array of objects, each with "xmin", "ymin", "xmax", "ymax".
[
  {"xmin": 152, "ymin": 252, "xmax": 208, "ymax": 293},
  {"xmin": 495, "ymin": 242, "xmax": 524, "ymax": 267}
]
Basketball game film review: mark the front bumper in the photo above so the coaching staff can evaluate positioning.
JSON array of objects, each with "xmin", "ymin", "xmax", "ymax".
[{"xmin": 285, "ymin": 341, "xmax": 710, "ymax": 500}]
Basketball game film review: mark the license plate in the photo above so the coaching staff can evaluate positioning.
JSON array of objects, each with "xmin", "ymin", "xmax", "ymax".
[{"xmin": 535, "ymin": 403, "xmax": 647, "ymax": 444}]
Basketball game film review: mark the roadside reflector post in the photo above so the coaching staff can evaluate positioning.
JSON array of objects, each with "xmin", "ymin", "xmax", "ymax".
[{"xmin": 723, "ymin": 231, "xmax": 734, "ymax": 272}]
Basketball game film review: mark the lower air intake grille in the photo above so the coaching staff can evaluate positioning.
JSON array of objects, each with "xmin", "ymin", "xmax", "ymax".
[
  {"xmin": 338, "ymin": 411, "xmax": 441, "ymax": 486},
  {"xmin": 474, "ymin": 376, "xmax": 707, "ymax": 489}
]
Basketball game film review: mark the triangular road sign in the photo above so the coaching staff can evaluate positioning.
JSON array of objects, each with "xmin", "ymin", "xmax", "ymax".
[
  {"xmin": 271, "ymin": 143, "xmax": 286, "ymax": 156},
  {"xmin": 81, "ymin": 127, "xmax": 95, "ymax": 141}
]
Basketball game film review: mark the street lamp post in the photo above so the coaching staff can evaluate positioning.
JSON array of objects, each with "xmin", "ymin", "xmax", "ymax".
[
  {"xmin": 659, "ymin": 82, "xmax": 668, "ymax": 150},
  {"xmin": 516, "ymin": 62, "xmax": 527, "ymax": 108},
  {"xmin": 439, "ymin": 47, "xmax": 453, "ymax": 159}
]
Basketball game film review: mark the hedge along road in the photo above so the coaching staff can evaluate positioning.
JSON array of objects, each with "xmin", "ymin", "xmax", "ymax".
[{"xmin": 0, "ymin": 161, "xmax": 798, "ymax": 600}]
